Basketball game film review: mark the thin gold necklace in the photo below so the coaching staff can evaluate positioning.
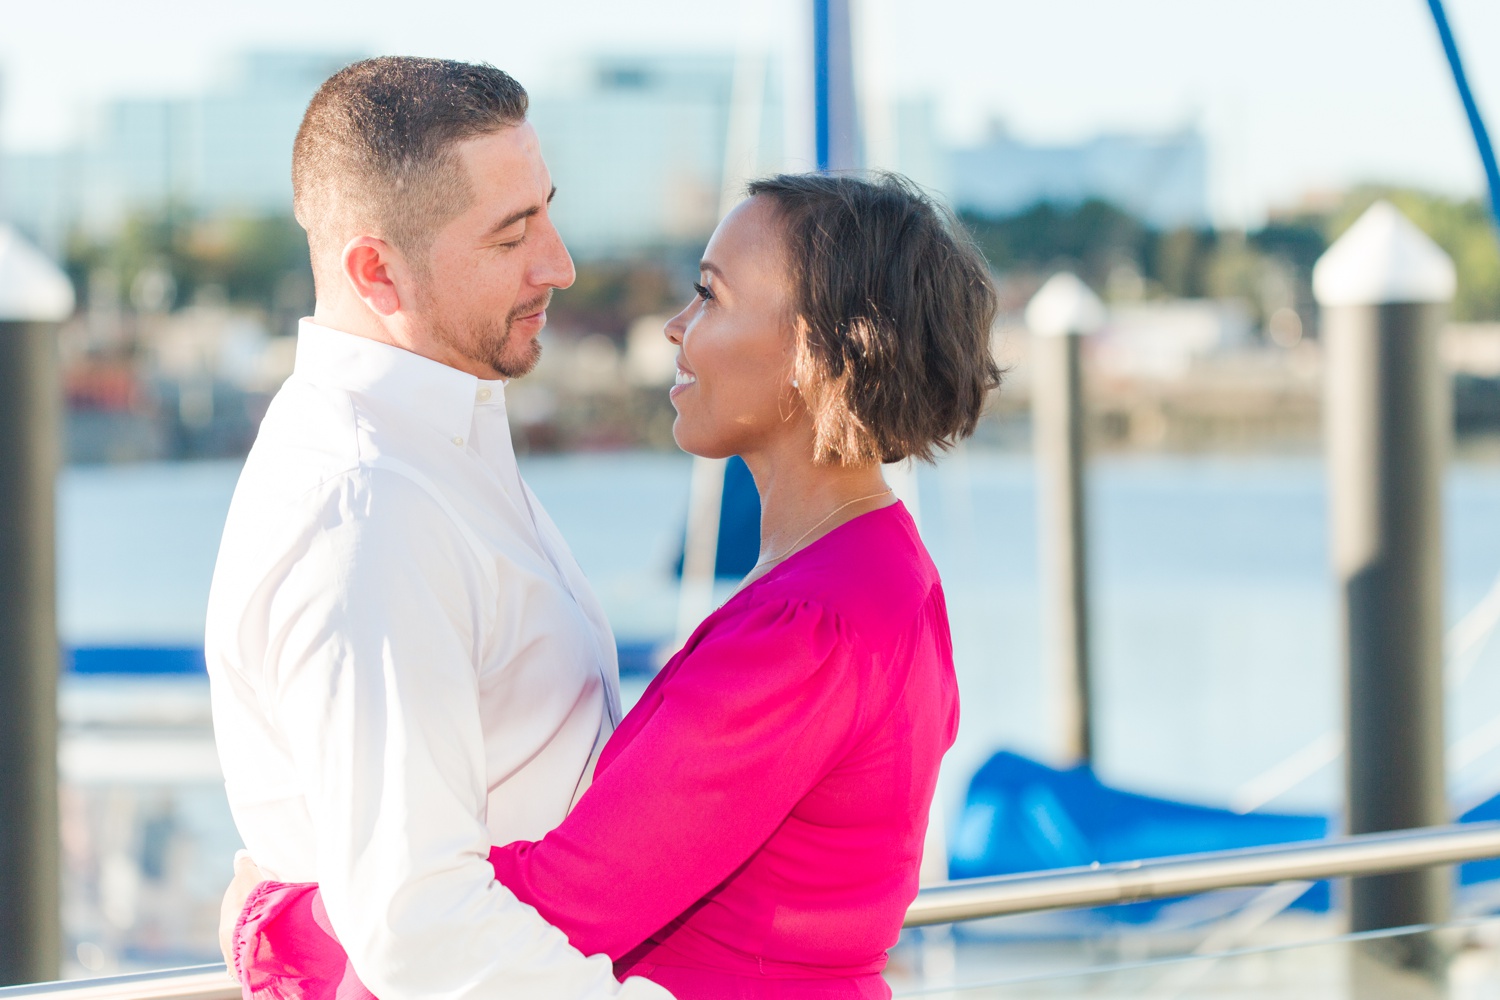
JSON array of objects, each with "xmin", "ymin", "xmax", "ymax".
[{"xmin": 751, "ymin": 487, "xmax": 894, "ymax": 573}]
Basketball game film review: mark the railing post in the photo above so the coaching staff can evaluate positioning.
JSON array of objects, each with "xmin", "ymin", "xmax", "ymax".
[
  {"xmin": 1313, "ymin": 202, "xmax": 1453, "ymax": 963},
  {"xmin": 0, "ymin": 225, "xmax": 73, "ymax": 984},
  {"xmin": 1026, "ymin": 273, "xmax": 1104, "ymax": 766}
]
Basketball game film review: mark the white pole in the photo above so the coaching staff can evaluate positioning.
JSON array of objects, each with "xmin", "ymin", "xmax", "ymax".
[
  {"xmin": 675, "ymin": 49, "xmax": 771, "ymax": 646},
  {"xmin": 676, "ymin": 457, "xmax": 728, "ymax": 644},
  {"xmin": 719, "ymin": 50, "xmax": 766, "ymax": 219}
]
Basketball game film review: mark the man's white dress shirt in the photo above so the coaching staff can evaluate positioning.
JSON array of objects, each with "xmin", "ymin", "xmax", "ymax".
[{"xmin": 207, "ymin": 320, "xmax": 669, "ymax": 1000}]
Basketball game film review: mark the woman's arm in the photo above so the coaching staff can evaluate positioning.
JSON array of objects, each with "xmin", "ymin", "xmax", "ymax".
[
  {"xmin": 491, "ymin": 597, "xmax": 862, "ymax": 958},
  {"xmin": 231, "ymin": 597, "xmax": 862, "ymax": 980}
]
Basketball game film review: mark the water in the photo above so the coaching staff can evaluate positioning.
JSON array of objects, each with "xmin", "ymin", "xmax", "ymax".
[
  {"xmin": 54, "ymin": 449, "xmax": 1500, "ymax": 970},
  {"xmin": 59, "ymin": 449, "xmax": 1500, "ymax": 811}
]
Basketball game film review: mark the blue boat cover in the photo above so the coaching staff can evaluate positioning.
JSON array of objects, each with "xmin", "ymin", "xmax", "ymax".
[{"xmin": 951, "ymin": 751, "xmax": 1500, "ymax": 919}]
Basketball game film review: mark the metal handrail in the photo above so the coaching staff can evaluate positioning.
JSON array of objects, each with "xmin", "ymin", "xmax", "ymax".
[
  {"xmin": 6, "ymin": 821, "xmax": 1500, "ymax": 999},
  {"xmin": 0, "ymin": 966, "xmax": 236, "ymax": 1000},
  {"xmin": 904, "ymin": 820, "xmax": 1500, "ymax": 927}
]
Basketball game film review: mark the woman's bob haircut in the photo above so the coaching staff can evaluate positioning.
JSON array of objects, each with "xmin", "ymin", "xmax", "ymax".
[{"xmin": 746, "ymin": 172, "xmax": 1002, "ymax": 466}]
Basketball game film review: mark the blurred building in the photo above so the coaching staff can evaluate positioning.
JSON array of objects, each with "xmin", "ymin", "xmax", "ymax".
[
  {"xmin": 862, "ymin": 96, "xmax": 949, "ymax": 196},
  {"xmin": 947, "ymin": 125, "xmax": 1210, "ymax": 228},
  {"xmin": 1, "ymin": 149, "xmax": 76, "ymax": 254},
  {"xmin": 530, "ymin": 53, "xmax": 784, "ymax": 257},
  {"xmin": 1093, "ymin": 299, "xmax": 1255, "ymax": 378},
  {"xmin": 3, "ymin": 48, "xmax": 1214, "ymax": 256},
  {"xmin": 2, "ymin": 50, "xmax": 788, "ymax": 259},
  {"xmin": 1, "ymin": 52, "xmax": 360, "ymax": 249}
]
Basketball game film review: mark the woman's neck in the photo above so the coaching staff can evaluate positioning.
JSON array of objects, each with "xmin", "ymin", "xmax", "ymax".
[{"xmin": 738, "ymin": 443, "xmax": 894, "ymax": 586}]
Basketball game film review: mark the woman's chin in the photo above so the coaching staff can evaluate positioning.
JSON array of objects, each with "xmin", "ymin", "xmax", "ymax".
[{"xmin": 671, "ymin": 421, "xmax": 731, "ymax": 461}]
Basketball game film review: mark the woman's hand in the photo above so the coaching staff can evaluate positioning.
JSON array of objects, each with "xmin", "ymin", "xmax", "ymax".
[{"xmin": 219, "ymin": 850, "xmax": 266, "ymax": 979}]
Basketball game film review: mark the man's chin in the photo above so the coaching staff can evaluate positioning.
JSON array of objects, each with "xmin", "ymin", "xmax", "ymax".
[{"xmin": 493, "ymin": 340, "xmax": 542, "ymax": 380}]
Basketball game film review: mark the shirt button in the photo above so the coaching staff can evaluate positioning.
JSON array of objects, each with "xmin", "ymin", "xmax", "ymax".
[
  {"xmin": 451, "ymin": 436, "xmax": 464, "ymax": 446},
  {"xmin": 476, "ymin": 388, "xmax": 492, "ymax": 402}
]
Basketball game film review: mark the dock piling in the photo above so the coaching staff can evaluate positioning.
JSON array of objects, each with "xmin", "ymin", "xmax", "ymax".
[
  {"xmin": 1026, "ymin": 273, "xmax": 1104, "ymax": 767},
  {"xmin": 1314, "ymin": 201, "xmax": 1454, "ymax": 960},
  {"xmin": 0, "ymin": 226, "xmax": 73, "ymax": 984}
]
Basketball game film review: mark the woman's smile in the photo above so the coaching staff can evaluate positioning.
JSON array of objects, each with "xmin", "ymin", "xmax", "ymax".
[{"xmin": 670, "ymin": 362, "xmax": 697, "ymax": 400}]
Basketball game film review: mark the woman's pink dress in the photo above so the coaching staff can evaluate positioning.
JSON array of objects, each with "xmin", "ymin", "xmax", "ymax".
[{"xmin": 233, "ymin": 502, "xmax": 958, "ymax": 1000}]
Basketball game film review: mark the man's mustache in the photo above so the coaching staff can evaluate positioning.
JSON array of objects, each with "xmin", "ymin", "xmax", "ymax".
[{"xmin": 509, "ymin": 290, "xmax": 553, "ymax": 323}]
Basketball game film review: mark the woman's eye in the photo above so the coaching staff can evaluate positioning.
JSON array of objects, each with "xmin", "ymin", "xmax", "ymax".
[{"xmin": 692, "ymin": 281, "xmax": 713, "ymax": 301}]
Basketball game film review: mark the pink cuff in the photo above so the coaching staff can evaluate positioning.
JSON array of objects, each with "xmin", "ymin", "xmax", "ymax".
[{"xmin": 233, "ymin": 880, "xmax": 376, "ymax": 1000}]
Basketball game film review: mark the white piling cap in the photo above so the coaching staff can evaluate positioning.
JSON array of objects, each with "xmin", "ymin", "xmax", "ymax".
[
  {"xmin": 1312, "ymin": 201, "xmax": 1456, "ymax": 307},
  {"xmin": 0, "ymin": 224, "xmax": 75, "ymax": 322},
  {"xmin": 1026, "ymin": 271, "xmax": 1106, "ymax": 336}
]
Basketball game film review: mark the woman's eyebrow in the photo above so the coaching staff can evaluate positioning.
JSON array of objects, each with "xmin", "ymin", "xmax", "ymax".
[{"xmin": 699, "ymin": 261, "xmax": 726, "ymax": 281}]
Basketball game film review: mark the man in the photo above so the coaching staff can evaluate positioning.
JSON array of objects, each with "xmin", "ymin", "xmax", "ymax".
[{"xmin": 206, "ymin": 57, "xmax": 671, "ymax": 999}]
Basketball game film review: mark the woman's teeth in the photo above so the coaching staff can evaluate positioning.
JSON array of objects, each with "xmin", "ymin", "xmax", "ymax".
[{"xmin": 675, "ymin": 371, "xmax": 697, "ymax": 386}]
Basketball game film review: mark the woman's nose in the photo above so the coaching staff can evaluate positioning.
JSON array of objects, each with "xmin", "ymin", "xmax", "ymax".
[{"xmin": 664, "ymin": 303, "xmax": 690, "ymax": 345}]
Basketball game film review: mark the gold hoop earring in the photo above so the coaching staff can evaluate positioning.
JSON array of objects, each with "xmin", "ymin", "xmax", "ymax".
[{"xmin": 778, "ymin": 382, "xmax": 798, "ymax": 422}]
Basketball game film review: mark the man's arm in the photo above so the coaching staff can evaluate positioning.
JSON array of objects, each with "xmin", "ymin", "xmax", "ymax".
[
  {"xmin": 258, "ymin": 468, "xmax": 669, "ymax": 1000},
  {"xmin": 225, "ymin": 596, "xmax": 870, "ymax": 973}
]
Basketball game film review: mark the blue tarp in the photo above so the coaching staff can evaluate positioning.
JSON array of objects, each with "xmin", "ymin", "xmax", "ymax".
[{"xmin": 951, "ymin": 750, "xmax": 1500, "ymax": 919}]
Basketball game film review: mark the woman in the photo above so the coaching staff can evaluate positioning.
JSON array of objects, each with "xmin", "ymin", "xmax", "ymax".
[{"xmin": 227, "ymin": 172, "xmax": 1000, "ymax": 999}]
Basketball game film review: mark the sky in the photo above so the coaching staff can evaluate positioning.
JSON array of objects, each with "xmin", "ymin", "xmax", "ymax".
[{"xmin": 2, "ymin": 0, "xmax": 1498, "ymax": 227}]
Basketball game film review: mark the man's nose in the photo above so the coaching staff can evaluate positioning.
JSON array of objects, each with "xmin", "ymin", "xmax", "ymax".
[{"xmin": 533, "ymin": 220, "xmax": 576, "ymax": 290}]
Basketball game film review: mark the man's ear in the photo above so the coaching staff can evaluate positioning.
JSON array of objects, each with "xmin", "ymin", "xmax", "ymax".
[{"xmin": 341, "ymin": 236, "xmax": 405, "ymax": 316}]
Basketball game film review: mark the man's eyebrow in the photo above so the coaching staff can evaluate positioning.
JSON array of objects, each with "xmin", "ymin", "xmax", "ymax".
[{"xmin": 486, "ymin": 187, "xmax": 558, "ymax": 237}]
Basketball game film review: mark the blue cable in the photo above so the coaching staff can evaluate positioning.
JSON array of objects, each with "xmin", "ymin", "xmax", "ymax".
[{"xmin": 1426, "ymin": 0, "xmax": 1500, "ymax": 230}]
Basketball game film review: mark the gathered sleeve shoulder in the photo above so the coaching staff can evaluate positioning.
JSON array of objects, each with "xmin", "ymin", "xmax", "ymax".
[{"xmin": 489, "ymin": 593, "xmax": 870, "ymax": 960}]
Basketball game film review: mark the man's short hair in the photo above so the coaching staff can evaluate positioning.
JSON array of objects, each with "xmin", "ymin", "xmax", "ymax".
[{"xmin": 293, "ymin": 56, "xmax": 529, "ymax": 280}]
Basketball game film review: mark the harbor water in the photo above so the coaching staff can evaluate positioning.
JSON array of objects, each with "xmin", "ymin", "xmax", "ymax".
[{"xmin": 56, "ymin": 448, "xmax": 1500, "ymax": 971}]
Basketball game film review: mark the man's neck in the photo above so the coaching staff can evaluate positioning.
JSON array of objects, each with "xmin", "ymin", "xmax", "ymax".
[
  {"xmin": 312, "ymin": 298, "xmax": 393, "ymax": 346},
  {"xmin": 309, "ymin": 299, "xmax": 500, "ymax": 380}
]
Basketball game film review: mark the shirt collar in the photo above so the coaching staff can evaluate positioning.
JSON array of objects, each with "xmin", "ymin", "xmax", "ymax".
[{"xmin": 293, "ymin": 319, "xmax": 506, "ymax": 444}]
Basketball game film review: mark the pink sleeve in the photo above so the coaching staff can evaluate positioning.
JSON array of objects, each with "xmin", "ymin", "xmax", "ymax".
[
  {"xmin": 232, "ymin": 880, "xmax": 375, "ymax": 1000},
  {"xmin": 490, "ymin": 598, "xmax": 863, "ymax": 959},
  {"xmin": 234, "ymin": 598, "xmax": 861, "ymax": 989}
]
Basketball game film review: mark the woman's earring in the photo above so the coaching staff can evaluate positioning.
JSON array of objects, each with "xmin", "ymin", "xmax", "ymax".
[{"xmin": 791, "ymin": 378, "xmax": 799, "ymax": 389}]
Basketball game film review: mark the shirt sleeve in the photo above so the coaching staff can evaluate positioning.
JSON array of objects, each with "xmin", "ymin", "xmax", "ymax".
[
  {"xmin": 489, "ymin": 595, "xmax": 865, "ymax": 960},
  {"xmin": 259, "ymin": 468, "xmax": 671, "ymax": 1000}
]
